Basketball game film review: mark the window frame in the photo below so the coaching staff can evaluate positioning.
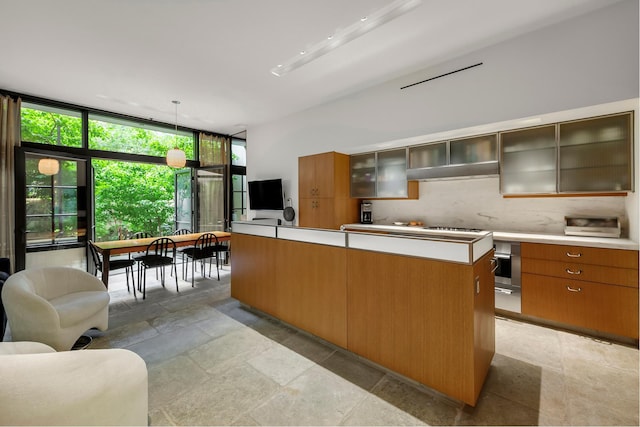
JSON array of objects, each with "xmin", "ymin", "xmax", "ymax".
[{"xmin": 12, "ymin": 93, "xmax": 233, "ymax": 271}]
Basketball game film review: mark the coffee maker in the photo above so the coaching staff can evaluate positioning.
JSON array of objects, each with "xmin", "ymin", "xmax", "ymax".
[{"xmin": 360, "ymin": 201, "xmax": 373, "ymax": 224}]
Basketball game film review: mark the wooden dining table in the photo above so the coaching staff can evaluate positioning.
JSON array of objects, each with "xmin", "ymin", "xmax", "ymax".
[{"xmin": 92, "ymin": 231, "xmax": 231, "ymax": 287}]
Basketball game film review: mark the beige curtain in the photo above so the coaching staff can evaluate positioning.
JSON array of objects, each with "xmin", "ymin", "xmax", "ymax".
[
  {"xmin": 199, "ymin": 132, "xmax": 229, "ymax": 166},
  {"xmin": 0, "ymin": 95, "xmax": 21, "ymax": 270}
]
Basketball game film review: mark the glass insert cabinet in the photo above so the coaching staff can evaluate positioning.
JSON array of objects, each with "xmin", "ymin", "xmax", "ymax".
[
  {"xmin": 350, "ymin": 148, "xmax": 414, "ymax": 199},
  {"xmin": 500, "ymin": 112, "xmax": 633, "ymax": 194}
]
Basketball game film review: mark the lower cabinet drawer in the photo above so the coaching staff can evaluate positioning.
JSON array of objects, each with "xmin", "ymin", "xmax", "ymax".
[
  {"xmin": 522, "ymin": 273, "xmax": 639, "ymax": 339},
  {"xmin": 522, "ymin": 258, "xmax": 639, "ymax": 288},
  {"xmin": 521, "ymin": 243, "xmax": 639, "ymax": 269}
]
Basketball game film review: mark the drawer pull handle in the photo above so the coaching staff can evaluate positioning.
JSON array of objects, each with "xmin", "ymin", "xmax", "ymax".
[
  {"xmin": 566, "ymin": 268, "xmax": 582, "ymax": 275},
  {"xmin": 566, "ymin": 252, "xmax": 582, "ymax": 258},
  {"xmin": 490, "ymin": 257, "xmax": 499, "ymax": 273},
  {"xmin": 566, "ymin": 286, "xmax": 582, "ymax": 293}
]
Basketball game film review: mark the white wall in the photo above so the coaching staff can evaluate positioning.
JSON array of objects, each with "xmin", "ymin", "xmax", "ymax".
[{"xmin": 247, "ymin": 1, "xmax": 640, "ymax": 240}]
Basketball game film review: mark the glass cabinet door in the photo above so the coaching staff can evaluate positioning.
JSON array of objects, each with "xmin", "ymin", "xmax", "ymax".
[
  {"xmin": 450, "ymin": 134, "xmax": 497, "ymax": 164},
  {"xmin": 558, "ymin": 113, "xmax": 632, "ymax": 192},
  {"xmin": 408, "ymin": 142, "xmax": 447, "ymax": 169},
  {"xmin": 500, "ymin": 125, "xmax": 557, "ymax": 194},
  {"xmin": 350, "ymin": 153, "xmax": 376, "ymax": 198},
  {"xmin": 377, "ymin": 148, "xmax": 408, "ymax": 198}
]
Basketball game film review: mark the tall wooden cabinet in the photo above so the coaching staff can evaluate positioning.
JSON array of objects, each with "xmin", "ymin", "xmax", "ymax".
[{"xmin": 298, "ymin": 152, "xmax": 359, "ymax": 229}]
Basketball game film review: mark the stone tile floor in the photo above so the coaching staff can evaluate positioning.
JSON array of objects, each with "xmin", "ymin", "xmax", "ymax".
[{"xmin": 83, "ymin": 266, "xmax": 639, "ymax": 425}]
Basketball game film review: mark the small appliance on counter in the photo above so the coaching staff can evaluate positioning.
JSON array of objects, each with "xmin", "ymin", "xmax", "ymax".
[
  {"xmin": 564, "ymin": 216, "xmax": 621, "ymax": 238},
  {"xmin": 360, "ymin": 201, "xmax": 373, "ymax": 224}
]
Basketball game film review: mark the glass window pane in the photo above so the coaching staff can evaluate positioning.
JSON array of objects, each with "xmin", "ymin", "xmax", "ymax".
[
  {"xmin": 93, "ymin": 159, "xmax": 176, "ymax": 240},
  {"xmin": 54, "ymin": 215, "xmax": 79, "ymax": 242},
  {"xmin": 26, "ymin": 186, "xmax": 52, "ymax": 215},
  {"xmin": 232, "ymin": 174, "xmax": 245, "ymax": 191},
  {"xmin": 26, "ymin": 216, "xmax": 53, "ymax": 245},
  {"xmin": 232, "ymin": 139, "xmax": 247, "ymax": 166},
  {"xmin": 26, "ymin": 154, "xmax": 87, "ymax": 247},
  {"xmin": 21, "ymin": 102, "xmax": 82, "ymax": 147},
  {"xmin": 54, "ymin": 188, "xmax": 77, "ymax": 215},
  {"xmin": 200, "ymin": 133, "xmax": 229, "ymax": 166},
  {"xmin": 56, "ymin": 160, "xmax": 78, "ymax": 186},
  {"xmin": 233, "ymin": 192, "xmax": 244, "ymax": 210},
  {"xmin": 89, "ymin": 113, "xmax": 194, "ymax": 159}
]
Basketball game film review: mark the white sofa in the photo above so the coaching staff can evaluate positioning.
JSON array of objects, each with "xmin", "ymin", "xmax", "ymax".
[
  {"xmin": 2, "ymin": 267, "xmax": 110, "ymax": 351},
  {"xmin": 0, "ymin": 341, "xmax": 148, "ymax": 426}
]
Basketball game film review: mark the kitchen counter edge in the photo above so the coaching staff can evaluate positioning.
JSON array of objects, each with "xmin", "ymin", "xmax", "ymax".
[{"xmin": 492, "ymin": 231, "xmax": 638, "ymax": 250}]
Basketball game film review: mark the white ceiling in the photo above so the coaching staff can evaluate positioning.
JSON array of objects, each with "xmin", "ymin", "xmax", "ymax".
[{"xmin": 0, "ymin": 0, "xmax": 621, "ymax": 137}]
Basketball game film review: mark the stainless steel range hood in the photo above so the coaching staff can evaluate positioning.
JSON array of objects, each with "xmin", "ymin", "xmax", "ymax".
[{"xmin": 407, "ymin": 160, "xmax": 499, "ymax": 180}]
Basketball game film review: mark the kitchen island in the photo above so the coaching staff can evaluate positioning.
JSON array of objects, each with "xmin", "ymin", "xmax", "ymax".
[{"xmin": 230, "ymin": 221, "xmax": 495, "ymax": 406}]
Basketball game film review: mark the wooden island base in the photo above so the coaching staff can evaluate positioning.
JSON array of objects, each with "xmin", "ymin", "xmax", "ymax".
[{"xmin": 231, "ymin": 227, "xmax": 495, "ymax": 406}]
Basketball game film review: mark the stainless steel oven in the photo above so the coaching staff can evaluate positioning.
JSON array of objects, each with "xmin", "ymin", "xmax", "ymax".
[{"xmin": 493, "ymin": 241, "xmax": 521, "ymax": 313}]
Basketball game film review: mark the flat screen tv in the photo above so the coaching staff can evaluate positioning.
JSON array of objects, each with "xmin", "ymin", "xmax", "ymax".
[{"xmin": 248, "ymin": 178, "xmax": 284, "ymax": 210}]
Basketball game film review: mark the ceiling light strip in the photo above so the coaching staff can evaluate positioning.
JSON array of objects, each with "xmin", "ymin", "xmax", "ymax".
[{"xmin": 271, "ymin": 0, "xmax": 423, "ymax": 77}]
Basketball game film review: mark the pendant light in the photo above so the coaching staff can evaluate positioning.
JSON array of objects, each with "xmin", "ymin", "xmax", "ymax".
[
  {"xmin": 166, "ymin": 100, "xmax": 186, "ymax": 168},
  {"xmin": 38, "ymin": 158, "xmax": 60, "ymax": 175}
]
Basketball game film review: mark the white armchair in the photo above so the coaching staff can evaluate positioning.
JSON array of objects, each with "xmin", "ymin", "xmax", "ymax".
[
  {"xmin": 0, "ymin": 341, "xmax": 148, "ymax": 425},
  {"xmin": 1, "ymin": 267, "xmax": 110, "ymax": 351}
]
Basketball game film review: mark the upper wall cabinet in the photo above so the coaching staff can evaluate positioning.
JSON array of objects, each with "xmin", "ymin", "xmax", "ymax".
[
  {"xmin": 299, "ymin": 152, "xmax": 359, "ymax": 230},
  {"xmin": 350, "ymin": 148, "xmax": 418, "ymax": 199},
  {"xmin": 407, "ymin": 134, "xmax": 499, "ymax": 180},
  {"xmin": 500, "ymin": 112, "xmax": 633, "ymax": 195},
  {"xmin": 500, "ymin": 125, "xmax": 557, "ymax": 194},
  {"xmin": 558, "ymin": 113, "xmax": 632, "ymax": 192}
]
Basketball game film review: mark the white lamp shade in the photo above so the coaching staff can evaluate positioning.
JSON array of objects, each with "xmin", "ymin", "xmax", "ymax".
[
  {"xmin": 38, "ymin": 158, "xmax": 60, "ymax": 175},
  {"xmin": 166, "ymin": 148, "xmax": 186, "ymax": 168}
]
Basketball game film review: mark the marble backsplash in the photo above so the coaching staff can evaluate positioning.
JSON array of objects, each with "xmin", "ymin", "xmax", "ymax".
[{"xmin": 371, "ymin": 176, "xmax": 630, "ymax": 237}]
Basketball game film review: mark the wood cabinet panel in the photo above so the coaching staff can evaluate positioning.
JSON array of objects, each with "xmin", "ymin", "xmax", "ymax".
[
  {"xmin": 232, "ymin": 232, "xmax": 495, "ymax": 406},
  {"xmin": 230, "ymin": 234, "xmax": 277, "ymax": 314},
  {"xmin": 522, "ymin": 273, "xmax": 638, "ymax": 339},
  {"xmin": 275, "ymin": 240, "xmax": 347, "ymax": 347},
  {"xmin": 298, "ymin": 155, "xmax": 317, "ymax": 198},
  {"xmin": 521, "ymin": 242, "xmax": 638, "ymax": 269},
  {"xmin": 472, "ymin": 252, "xmax": 496, "ymax": 400},
  {"xmin": 522, "ymin": 258, "xmax": 638, "ymax": 288},
  {"xmin": 347, "ymin": 251, "xmax": 424, "ymax": 378},
  {"xmin": 298, "ymin": 152, "xmax": 359, "ymax": 229},
  {"xmin": 347, "ymin": 249, "xmax": 495, "ymax": 406}
]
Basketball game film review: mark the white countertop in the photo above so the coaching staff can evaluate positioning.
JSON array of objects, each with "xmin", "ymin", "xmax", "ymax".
[
  {"xmin": 492, "ymin": 231, "xmax": 638, "ymax": 250},
  {"xmin": 232, "ymin": 222, "xmax": 494, "ymax": 264},
  {"xmin": 340, "ymin": 223, "xmax": 638, "ymax": 251}
]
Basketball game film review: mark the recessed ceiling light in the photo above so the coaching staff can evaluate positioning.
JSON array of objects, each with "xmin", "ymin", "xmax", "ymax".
[{"xmin": 270, "ymin": 0, "xmax": 422, "ymax": 77}]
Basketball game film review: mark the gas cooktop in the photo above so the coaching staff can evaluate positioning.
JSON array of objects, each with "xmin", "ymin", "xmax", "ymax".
[{"xmin": 426, "ymin": 226, "xmax": 483, "ymax": 232}]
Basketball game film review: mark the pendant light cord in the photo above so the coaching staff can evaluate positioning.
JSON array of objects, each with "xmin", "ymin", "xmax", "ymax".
[{"xmin": 172, "ymin": 100, "xmax": 180, "ymax": 147}]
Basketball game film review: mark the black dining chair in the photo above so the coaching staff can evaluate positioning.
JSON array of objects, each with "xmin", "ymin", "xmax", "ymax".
[
  {"xmin": 134, "ymin": 237, "xmax": 178, "ymax": 299},
  {"xmin": 211, "ymin": 236, "xmax": 230, "ymax": 280},
  {"xmin": 181, "ymin": 233, "xmax": 218, "ymax": 286},
  {"xmin": 173, "ymin": 229, "xmax": 192, "ymax": 277},
  {"xmin": 88, "ymin": 240, "xmax": 137, "ymax": 296},
  {"xmin": 130, "ymin": 231, "xmax": 153, "ymax": 239}
]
